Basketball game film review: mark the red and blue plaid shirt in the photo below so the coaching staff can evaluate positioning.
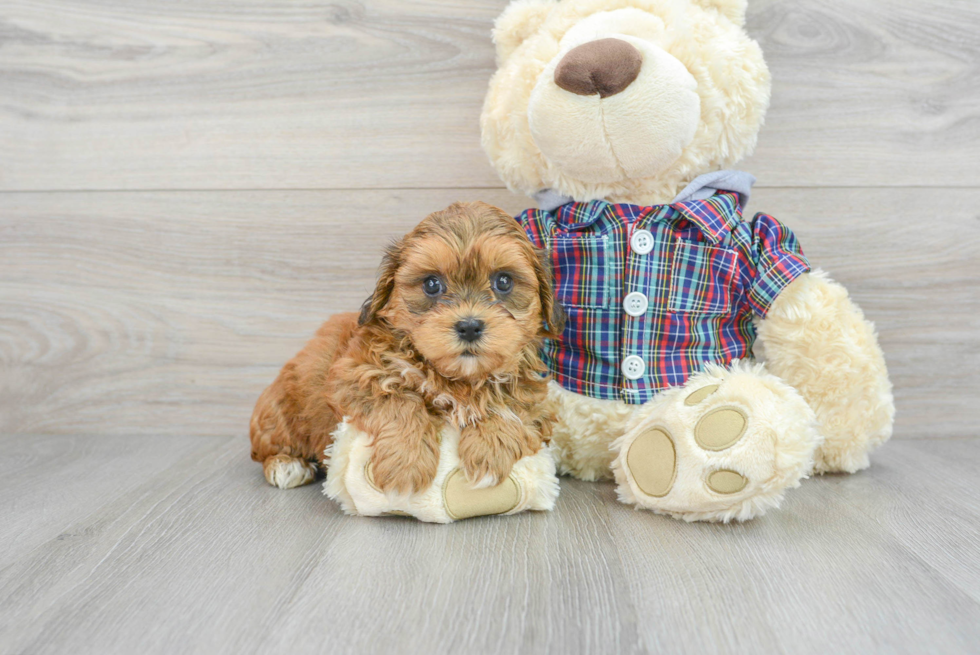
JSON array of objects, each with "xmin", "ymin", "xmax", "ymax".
[{"xmin": 517, "ymin": 191, "xmax": 809, "ymax": 404}]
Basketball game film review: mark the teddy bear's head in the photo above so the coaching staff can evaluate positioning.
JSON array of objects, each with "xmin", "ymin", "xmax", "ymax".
[{"xmin": 480, "ymin": 0, "xmax": 770, "ymax": 205}]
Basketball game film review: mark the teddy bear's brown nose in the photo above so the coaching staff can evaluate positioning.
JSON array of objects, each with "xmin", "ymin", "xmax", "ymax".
[{"xmin": 554, "ymin": 38, "xmax": 643, "ymax": 98}]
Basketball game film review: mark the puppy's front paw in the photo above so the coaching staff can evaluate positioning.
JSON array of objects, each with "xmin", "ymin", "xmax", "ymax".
[
  {"xmin": 369, "ymin": 437, "xmax": 440, "ymax": 494},
  {"xmin": 458, "ymin": 436, "xmax": 523, "ymax": 488}
]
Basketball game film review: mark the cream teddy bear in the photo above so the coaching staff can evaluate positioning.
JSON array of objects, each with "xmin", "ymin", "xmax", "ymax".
[{"xmin": 480, "ymin": 0, "xmax": 895, "ymax": 521}]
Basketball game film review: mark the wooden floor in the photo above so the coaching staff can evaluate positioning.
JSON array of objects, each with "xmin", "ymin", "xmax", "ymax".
[
  {"xmin": 2, "ymin": 0, "xmax": 980, "ymax": 653},
  {"xmin": 0, "ymin": 435, "xmax": 978, "ymax": 654}
]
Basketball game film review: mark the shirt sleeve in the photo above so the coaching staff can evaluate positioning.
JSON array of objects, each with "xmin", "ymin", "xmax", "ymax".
[
  {"xmin": 515, "ymin": 208, "xmax": 552, "ymax": 250},
  {"xmin": 742, "ymin": 212, "xmax": 810, "ymax": 316}
]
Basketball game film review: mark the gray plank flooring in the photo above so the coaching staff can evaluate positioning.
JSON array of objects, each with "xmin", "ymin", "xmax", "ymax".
[
  {"xmin": 0, "ymin": 435, "xmax": 978, "ymax": 655},
  {"xmin": 2, "ymin": 0, "xmax": 979, "ymax": 652}
]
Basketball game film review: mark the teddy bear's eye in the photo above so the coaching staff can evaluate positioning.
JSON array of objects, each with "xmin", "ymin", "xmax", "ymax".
[
  {"xmin": 422, "ymin": 275, "xmax": 444, "ymax": 298},
  {"xmin": 492, "ymin": 272, "xmax": 514, "ymax": 294}
]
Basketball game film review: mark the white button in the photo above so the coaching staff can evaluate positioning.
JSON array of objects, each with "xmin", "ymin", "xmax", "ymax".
[
  {"xmin": 621, "ymin": 355, "xmax": 646, "ymax": 380},
  {"xmin": 630, "ymin": 229, "xmax": 654, "ymax": 255},
  {"xmin": 623, "ymin": 292, "xmax": 648, "ymax": 317}
]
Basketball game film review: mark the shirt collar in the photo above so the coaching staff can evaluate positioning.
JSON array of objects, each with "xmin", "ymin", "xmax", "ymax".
[
  {"xmin": 541, "ymin": 169, "xmax": 752, "ymax": 243},
  {"xmin": 669, "ymin": 191, "xmax": 742, "ymax": 244},
  {"xmin": 552, "ymin": 191, "xmax": 742, "ymax": 244},
  {"xmin": 553, "ymin": 199, "xmax": 611, "ymax": 230}
]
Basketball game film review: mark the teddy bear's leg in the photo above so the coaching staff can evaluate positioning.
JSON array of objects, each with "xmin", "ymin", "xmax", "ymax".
[
  {"xmin": 322, "ymin": 419, "xmax": 560, "ymax": 523},
  {"xmin": 611, "ymin": 362, "xmax": 821, "ymax": 522},
  {"xmin": 546, "ymin": 381, "xmax": 635, "ymax": 481}
]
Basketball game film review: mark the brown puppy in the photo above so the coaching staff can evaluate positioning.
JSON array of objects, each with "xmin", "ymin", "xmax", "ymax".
[{"xmin": 250, "ymin": 202, "xmax": 565, "ymax": 494}]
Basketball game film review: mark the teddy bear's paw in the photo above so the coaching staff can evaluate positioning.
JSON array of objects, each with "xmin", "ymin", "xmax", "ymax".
[
  {"xmin": 364, "ymin": 463, "xmax": 521, "ymax": 520},
  {"xmin": 625, "ymin": 401, "xmax": 752, "ymax": 501},
  {"xmin": 612, "ymin": 363, "xmax": 821, "ymax": 523},
  {"xmin": 325, "ymin": 419, "xmax": 561, "ymax": 523},
  {"xmin": 624, "ymin": 403, "xmax": 749, "ymax": 501}
]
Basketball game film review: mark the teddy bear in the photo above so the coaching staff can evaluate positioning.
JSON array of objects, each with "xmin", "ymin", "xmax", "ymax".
[{"xmin": 478, "ymin": 0, "xmax": 895, "ymax": 521}]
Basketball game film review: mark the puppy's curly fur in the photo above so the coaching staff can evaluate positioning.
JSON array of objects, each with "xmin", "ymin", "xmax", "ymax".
[{"xmin": 250, "ymin": 201, "xmax": 565, "ymax": 493}]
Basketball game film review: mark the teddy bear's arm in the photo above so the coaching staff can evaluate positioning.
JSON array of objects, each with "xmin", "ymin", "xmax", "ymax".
[{"xmin": 755, "ymin": 270, "xmax": 895, "ymax": 473}]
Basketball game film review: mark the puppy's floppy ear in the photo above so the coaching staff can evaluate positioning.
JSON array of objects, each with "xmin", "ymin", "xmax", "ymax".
[
  {"xmin": 531, "ymin": 247, "xmax": 566, "ymax": 339},
  {"xmin": 358, "ymin": 239, "xmax": 403, "ymax": 326}
]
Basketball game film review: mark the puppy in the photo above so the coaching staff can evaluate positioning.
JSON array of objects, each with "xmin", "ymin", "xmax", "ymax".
[{"xmin": 249, "ymin": 201, "xmax": 565, "ymax": 494}]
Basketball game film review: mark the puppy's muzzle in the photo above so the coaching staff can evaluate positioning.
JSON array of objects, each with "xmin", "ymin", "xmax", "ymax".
[{"xmin": 455, "ymin": 318, "xmax": 485, "ymax": 344}]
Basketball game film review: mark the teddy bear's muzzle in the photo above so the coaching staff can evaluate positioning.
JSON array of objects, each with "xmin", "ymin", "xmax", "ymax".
[{"xmin": 554, "ymin": 38, "xmax": 642, "ymax": 99}]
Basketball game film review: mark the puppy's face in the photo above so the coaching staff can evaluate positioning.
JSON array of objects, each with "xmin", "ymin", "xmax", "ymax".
[{"xmin": 360, "ymin": 202, "xmax": 563, "ymax": 381}]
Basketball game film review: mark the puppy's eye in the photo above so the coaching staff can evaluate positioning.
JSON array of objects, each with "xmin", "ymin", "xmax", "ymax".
[
  {"xmin": 422, "ymin": 275, "xmax": 444, "ymax": 298},
  {"xmin": 492, "ymin": 272, "xmax": 513, "ymax": 294}
]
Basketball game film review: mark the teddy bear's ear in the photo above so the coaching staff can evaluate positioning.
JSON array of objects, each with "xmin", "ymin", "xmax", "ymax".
[
  {"xmin": 492, "ymin": 0, "xmax": 557, "ymax": 65},
  {"xmin": 691, "ymin": 0, "xmax": 748, "ymax": 26}
]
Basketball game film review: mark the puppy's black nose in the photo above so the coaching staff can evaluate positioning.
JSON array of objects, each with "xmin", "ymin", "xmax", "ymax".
[{"xmin": 455, "ymin": 318, "xmax": 485, "ymax": 343}]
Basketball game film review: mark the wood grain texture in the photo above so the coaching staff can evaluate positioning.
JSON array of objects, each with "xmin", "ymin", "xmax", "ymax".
[
  {"xmin": 744, "ymin": 0, "xmax": 980, "ymax": 186},
  {"xmin": 0, "ymin": 434, "xmax": 228, "ymax": 559},
  {"xmin": 0, "ymin": 436, "xmax": 978, "ymax": 655},
  {"xmin": 1, "ymin": 0, "xmax": 978, "ymax": 191},
  {"xmin": 2, "ymin": 187, "xmax": 977, "ymax": 440}
]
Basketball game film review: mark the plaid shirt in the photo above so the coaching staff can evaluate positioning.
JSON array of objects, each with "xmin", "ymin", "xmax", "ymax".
[{"xmin": 517, "ymin": 191, "xmax": 809, "ymax": 404}]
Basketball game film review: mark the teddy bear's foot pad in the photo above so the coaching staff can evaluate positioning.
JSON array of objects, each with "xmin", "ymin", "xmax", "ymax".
[
  {"xmin": 443, "ymin": 469, "xmax": 521, "ymax": 520},
  {"xmin": 684, "ymin": 384, "xmax": 720, "ymax": 406},
  {"xmin": 695, "ymin": 407, "xmax": 748, "ymax": 450},
  {"xmin": 625, "ymin": 428, "xmax": 676, "ymax": 498},
  {"xmin": 706, "ymin": 469, "xmax": 748, "ymax": 494}
]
